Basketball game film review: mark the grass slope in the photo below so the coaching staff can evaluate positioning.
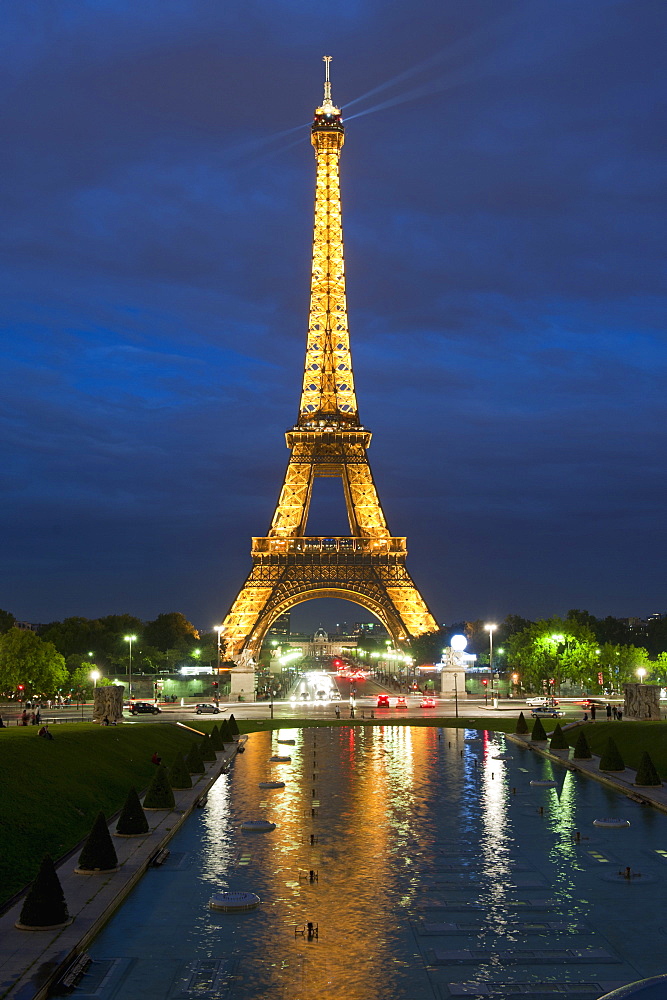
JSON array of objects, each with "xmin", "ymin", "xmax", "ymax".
[
  {"xmin": 0, "ymin": 722, "xmax": 209, "ymax": 904},
  {"xmin": 562, "ymin": 722, "xmax": 667, "ymax": 776}
]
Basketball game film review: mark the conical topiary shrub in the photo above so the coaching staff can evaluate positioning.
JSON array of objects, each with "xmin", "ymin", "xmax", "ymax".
[
  {"xmin": 185, "ymin": 742, "xmax": 206, "ymax": 774},
  {"xmin": 599, "ymin": 737, "xmax": 625, "ymax": 772},
  {"xmin": 77, "ymin": 811, "xmax": 118, "ymax": 872},
  {"xmin": 635, "ymin": 750, "xmax": 661, "ymax": 786},
  {"xmin": 115, "ymin": 786, "xmax": 149, "ymax": 836},
  {"xmin": 210, "ymin": 724, "xmax": 225, "ymax": 751},
  {"xmin": 199, "ymin": 736, "xmax": 217, "ymax": 762},
  {"xmin": 220, "ymin": 719, "xmax": 233, "ymax": 744},
  {"xmin": 549, "ymin": 722, "xmax": 569, "ymax": 750},
  {"xmin": 143, "ymin": 764, "xmax": 175, "ymax": 810},
  {"xmin": 515, "ymin": 712, "xmax": 529, "ymax": 735},
  {"xmin": 228, "ymin": 713, "xmax": 240, "ymax": 737},
  {"xmin": 16, "ymin": 855, "xmax": 69, "ymax": 929},
  {"xmin": 573, "ymin": 730, "xmax": 592, "ymax": 760},
  {"xmin": 531, "ymin": 716, "xmax": 548, "ymax": 741},
  {"xmin": 169, "ymin": 754, "xmax": 192, "ymax": 789}
]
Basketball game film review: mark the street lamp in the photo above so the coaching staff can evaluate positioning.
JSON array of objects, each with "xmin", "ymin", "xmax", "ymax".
[
  {"xmin": 90, "ymin": 669, "xmax": 100, "ymax": 689},
  {"xmin": 214, "ymin": 625, "xmax": 223, "ymax": 673},
  {"xmin": 124, "ymin": 635, "xmax": 137, "ymax": 699},
  {"xmin": 637, "ymin": 667, "xmax": 647, "ymax": 684},
  {"xmin": 485, "ymin": 624, "xmax": 497, "ymax": 698}
]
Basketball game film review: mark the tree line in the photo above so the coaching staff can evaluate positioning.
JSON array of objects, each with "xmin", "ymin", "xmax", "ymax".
[
  {"xmin": 410, "ymin": 609, "xmax": 667, "ymax": 692},
  {"xmin": 0, "ymin": 610, "xmax": 226, "ymax": 700}
]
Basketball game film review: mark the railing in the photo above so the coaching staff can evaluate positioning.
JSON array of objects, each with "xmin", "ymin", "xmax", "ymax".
[{"xmin": 252, "ymin": 536, "xmax": 406, "ymax": 556}]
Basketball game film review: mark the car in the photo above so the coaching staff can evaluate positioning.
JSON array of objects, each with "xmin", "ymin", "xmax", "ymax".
[
  {"xmin": 195, "ymin": 703, "xmax": 220, "ymax": 714},
  {"xmin": 581, "ymin": 698, "xmax": 606, "ymax": 708},
  {"xmin": 526, "ymin": 696, "xmax": 559, "ymax": 708},
  {"xmin": 396, "ymin": 697, "xmax": 407, "ymax": 709},
  {"xmin": 421, "ymin": 697, "xmax": 436, "ymax": 708},
  {"xmin": 376, "ymin": 694, "xmax": 390, "ymax": 707},
  {"xmin": 530, "ymin": 706, "xmax": 564, "ymax": 718},
  {"xmin": 129, "ymin": 702, "xmax": 161, "ymax": 715}
]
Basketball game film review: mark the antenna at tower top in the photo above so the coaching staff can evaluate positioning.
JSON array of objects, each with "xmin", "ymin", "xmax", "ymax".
[{"xmin": 323, "ymin": 55, "xmax": 332, "ymax": 105}]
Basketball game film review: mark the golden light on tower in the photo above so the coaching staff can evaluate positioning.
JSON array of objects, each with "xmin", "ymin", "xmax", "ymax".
[{"xmin": 220, "ymin": 59, "xmax": 438, "ymax": 664}]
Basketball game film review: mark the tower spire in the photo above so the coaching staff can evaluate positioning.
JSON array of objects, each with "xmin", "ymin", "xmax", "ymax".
[
  {"xmin": 323, "ymin": 54, "xmax": 332, "ymax": 108},
  {"xmin": 300, "ymin": 55, "xmax": 354, "ymax": 425}
]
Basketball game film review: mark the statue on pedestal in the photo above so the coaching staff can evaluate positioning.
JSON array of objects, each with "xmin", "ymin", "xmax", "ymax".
[{"xmin": 93, "ymin": 685, "xmax": 124, "ymax": 724}]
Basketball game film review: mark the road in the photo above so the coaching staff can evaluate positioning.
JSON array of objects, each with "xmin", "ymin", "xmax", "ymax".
[{"xmin": 2, "ymin": 696, "xmax": 586, "ymax": 727}]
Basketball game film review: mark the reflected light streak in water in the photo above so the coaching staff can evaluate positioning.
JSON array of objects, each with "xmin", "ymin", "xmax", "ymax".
[{"xmin": 479, "ymin": 731, "xmax": 514, "ymax": 947}]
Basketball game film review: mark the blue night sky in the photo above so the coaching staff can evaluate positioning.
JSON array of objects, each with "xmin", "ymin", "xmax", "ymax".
[{"xmin": 1, "ymin": 1, "xmax": 666, "ymax": 632}]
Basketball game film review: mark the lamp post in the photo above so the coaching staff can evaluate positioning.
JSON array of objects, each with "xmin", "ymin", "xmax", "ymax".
[
  {"xmin": 214, "ymin": 625, "xmax": 223, "ymax": 674},
  {"xmin": 124, "ymin": 635, "xmax": 137, "ymax": 700},
  {"xmin": 485, "ymin": 624, "xmax": 497, "ymax": 699},
  {"xmin": 637, "ymin": 667, "xmax": 646, "ymax": 684},
  {"xmin": 90, "ymin": 669, "xmax": 100, "ymax": 689}
]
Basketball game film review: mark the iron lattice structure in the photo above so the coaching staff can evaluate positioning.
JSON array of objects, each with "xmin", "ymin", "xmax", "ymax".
[{"xmin": 221, "ymin": 59, "xmax": 438, "ymax": 662}]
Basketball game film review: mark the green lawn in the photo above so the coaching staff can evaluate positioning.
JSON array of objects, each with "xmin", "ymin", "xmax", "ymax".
[
  {"xmin": 558, "ymin": 720, "xmax": 667, "ymax": 775},
  {"xmin": 3, "ymin": 714, "xmax": 667, "ymax": 908},
  {"xmin": 0, "ymin": 722, "xmax": 213, "ymax": 905}
]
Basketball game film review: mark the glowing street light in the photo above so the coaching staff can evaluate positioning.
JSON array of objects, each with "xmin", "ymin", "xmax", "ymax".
[
  {"xmin": 90, "ymin": 669, "xmax": 100, "ymax": 688},
  {"xmin": 485, "ymin": 624, "xmax": 497, "ymax": 700},
  {"xmin": 637, "ymin": 667, "xmax": 647, "ymax": 684},
  {"xmin": 214, "ymin": 625, "xmax": 223, "ymax": 673},
  {"xmin": 124, "ymin": 635, "xmax": 137, "ymax": 698}
]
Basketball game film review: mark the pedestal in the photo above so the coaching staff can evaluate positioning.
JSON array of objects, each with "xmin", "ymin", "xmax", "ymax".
[
  {"xmin": 440, "ymin": 666, "xmax": 466, "ymax": 698},
  {"xmin": 229, "ymin": 671, "xmax": 256, "ymax": 702}
]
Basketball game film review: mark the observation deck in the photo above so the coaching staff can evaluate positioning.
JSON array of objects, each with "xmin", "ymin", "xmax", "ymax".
[{"xmin": 251, "ymin": 536, "xmax": 407, "ymax": 559}]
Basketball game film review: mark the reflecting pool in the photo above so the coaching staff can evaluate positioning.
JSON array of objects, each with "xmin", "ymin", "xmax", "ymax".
[{"xmin": 77, "ymin": 727, "xmax": 667, "ymax": 999}]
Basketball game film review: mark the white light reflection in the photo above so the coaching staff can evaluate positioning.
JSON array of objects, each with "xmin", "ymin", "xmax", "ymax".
[
  {"xmin": 480, "ymin": 731, "xmax": 515, "ymax": 941},
  {"xmin": 547, "ymin": 771, "xmax": 586, "ymax": 914}
]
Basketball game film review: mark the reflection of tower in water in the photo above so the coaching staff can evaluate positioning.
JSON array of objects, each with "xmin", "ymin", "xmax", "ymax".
[{"xmin": 234, "ymin": 724, "xmax": 439, "ymax": 998}]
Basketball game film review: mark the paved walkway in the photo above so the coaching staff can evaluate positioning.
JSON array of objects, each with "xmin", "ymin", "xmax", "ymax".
[
  {"xmin": 0, "ymin": 741, "xmax": 244, "ymax": 1000},
  {"xmin": 508, "ymin": 731, "xmax": 667, "ymax": 814}
]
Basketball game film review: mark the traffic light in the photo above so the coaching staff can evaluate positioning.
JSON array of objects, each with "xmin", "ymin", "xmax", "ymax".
[
  {"xmin": 17, "ymin": 684, "xmax": 24, "ymax": 692},
  {"xmin": 212, "ymin": 681, "xmax": 219, "ymax": 688},
  {"xmin": 481, "ymin": 679, "xmax": 488, "ymax": 687}
]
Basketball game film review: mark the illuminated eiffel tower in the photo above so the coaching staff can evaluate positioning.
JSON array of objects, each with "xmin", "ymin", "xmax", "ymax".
[{"xmin": 222, "ymin": 58, "xmax": 438, "ymax": 665}]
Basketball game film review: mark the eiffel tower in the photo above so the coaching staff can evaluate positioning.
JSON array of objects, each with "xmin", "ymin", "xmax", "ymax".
[{"xmin": 221, "ymin": 58, "xmax": 438, "ymax": 665}]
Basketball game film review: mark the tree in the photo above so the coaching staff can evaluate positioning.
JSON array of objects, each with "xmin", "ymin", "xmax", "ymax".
[
  {"xmin": 169, "ymin": 755, "xmax": 192, "ymax": 789},
  {"xmin": 0, "ymin": 609, "xmax": 16, "ymax": 634},
  {"xmin": 573, "ymin": 731, "xmax": 592, "ymax": 759},
  {"xmin": 0, "ymin": 628, "xmax": 68, "ymax": 697},
  {"xmin": 142, "ymin": 613, "xmax": 199, "ymax": 654},
  {"xmin": 77, "ymin": 812, "xmax": 118, "ymax": 871},
  {"xmin": 599, "ymin": 738, "xmax": 625, "ymax": 772},
  {"xmin": 531, "ymin": 716, "xmax": 548, "ymax": 741},
  {"xmin": 409, "ymin": 629, "xmax": 449, "ymax": 665},
  {"xmin": 17, "ymin": 855, "xmax": 68, "ymax": 928},
  {"xmin": 116, "ymin": 787, "xmax": 149, "ymax": 835},
  {"xmin": 646, "ymin": 616, "xmax": 667, "ymax": 658},
  {"xmin": 507, "ymin": 617, "xmax": 599, "ymax": 692},
  {"xmin": 549, "ymin": 723, "xmax": 568, "ymax": 750},
  {"xmin": 68, "ymin": 664, "xmax": 112, "ymax": 699},
  {"xmin": 651, "ymin": 652, "xmax": 667, "ymax": 685},
  {"xmin": 40, "ymin": 614, "xmax": 143, "ymax": 668},
  {"xmin": 143, "ymin": 765, "xmax": 175, "ymax": 810},
  {"xmin": 597, "ymin": 643, "xmax": 651, "ymax": 691},
  {"xmin": 635, "ymin": 751, "xmax": 661, "ymax": 786}
]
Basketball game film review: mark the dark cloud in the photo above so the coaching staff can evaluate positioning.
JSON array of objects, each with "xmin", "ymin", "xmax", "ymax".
[{"xmin": 1, "ymin": 0, "xmax": 665, "ymax": 630}]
